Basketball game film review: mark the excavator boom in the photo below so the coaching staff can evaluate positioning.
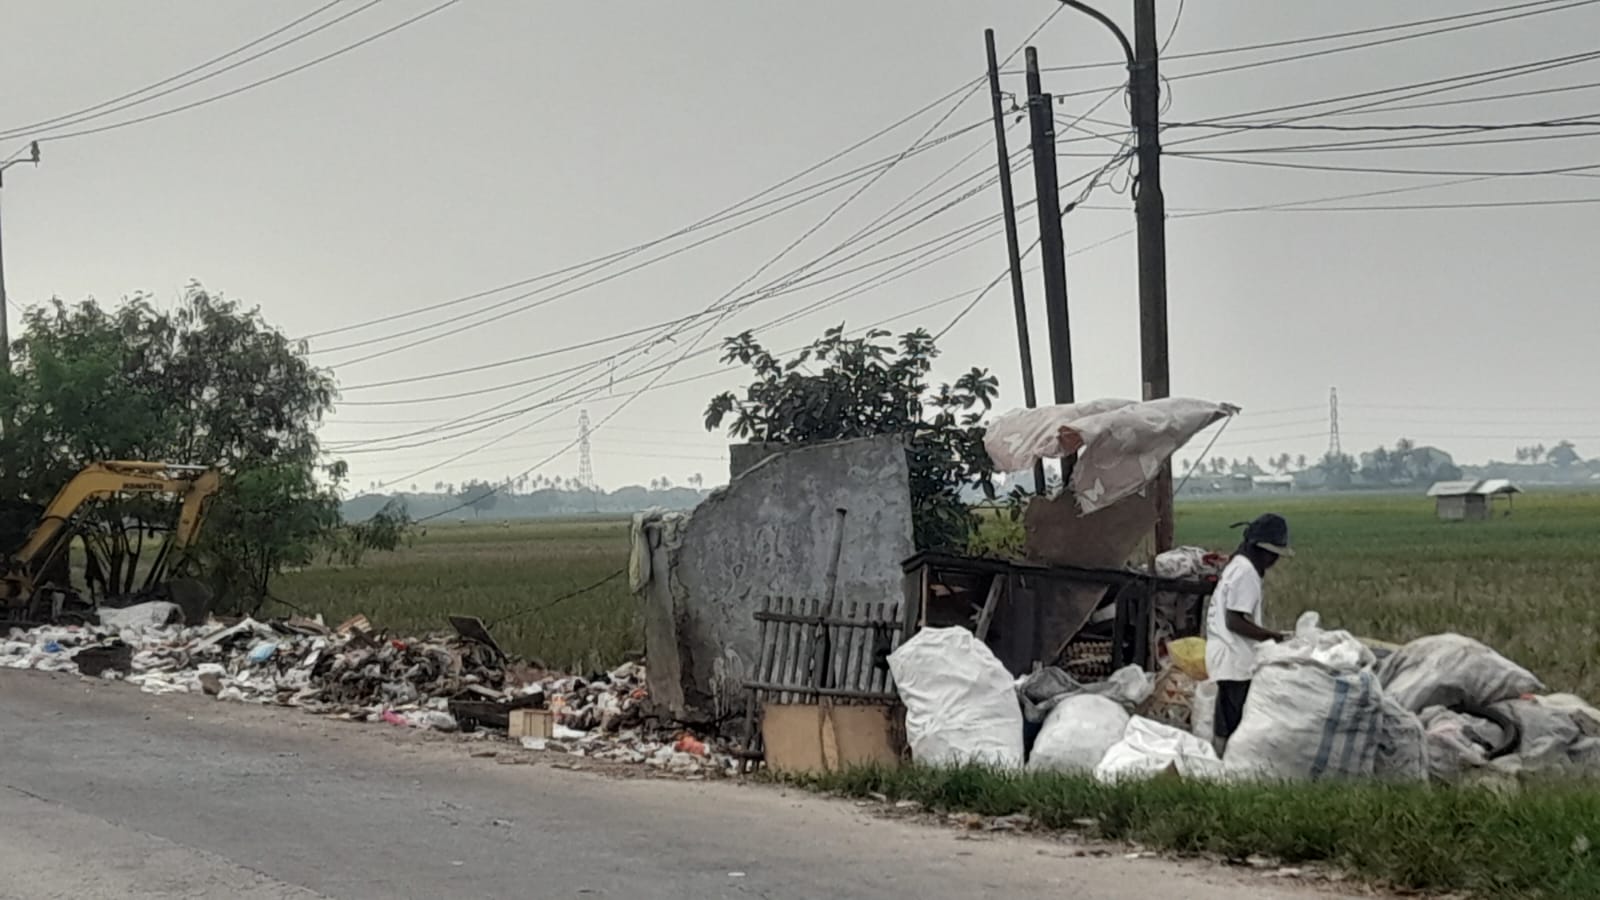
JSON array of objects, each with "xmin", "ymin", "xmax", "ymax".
[{"xmin": 2, "ymin": 461, "xmax": 221, "ymax": 625}]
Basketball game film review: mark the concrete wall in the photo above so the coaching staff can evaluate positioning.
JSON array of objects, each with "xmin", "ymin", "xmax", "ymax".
[{"xmin": 639, "ymin": 436, "xmax": 914, "ymax": 724}]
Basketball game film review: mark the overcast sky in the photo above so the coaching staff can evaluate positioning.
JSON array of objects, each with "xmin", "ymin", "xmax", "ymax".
[{"xmin": 3, "ymin": 0, "xmax": 1597, "ymax": 492}]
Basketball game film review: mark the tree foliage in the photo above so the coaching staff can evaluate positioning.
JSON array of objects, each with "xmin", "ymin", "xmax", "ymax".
[
  {"xmin": 0, "ymin": 286, "xmax": 405, "ymax": 611},
  {"xmin": 704, "ymin": 326, "xmax": 998, "ymax": 551},
  {"xmin": 457, "ymin": 479, "xmax": 499, "ymax": 517}
]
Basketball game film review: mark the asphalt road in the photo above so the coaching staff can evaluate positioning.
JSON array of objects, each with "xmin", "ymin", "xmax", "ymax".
[{"xmin": 0, "ymin": 670, "xmax": 1358, "ymax": 900}]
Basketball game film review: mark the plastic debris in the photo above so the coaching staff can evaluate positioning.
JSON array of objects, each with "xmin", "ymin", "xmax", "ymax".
[{"xmin": 0, "ymin": 611, "xmax": 735, "ymax": 777}]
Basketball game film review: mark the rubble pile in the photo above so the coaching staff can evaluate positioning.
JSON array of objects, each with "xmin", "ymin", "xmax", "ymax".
[{"xmin": 1, "ymin": 602, "xmax": 735, "ymax": 776}]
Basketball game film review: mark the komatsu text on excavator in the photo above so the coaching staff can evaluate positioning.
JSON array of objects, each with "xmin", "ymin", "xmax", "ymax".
[{"xmin": 0, "ymin": 461, "xmax": 221, "ymax": 628}]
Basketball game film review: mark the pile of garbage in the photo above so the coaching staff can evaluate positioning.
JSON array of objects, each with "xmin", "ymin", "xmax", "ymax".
[
  {"xmin": 888, "ymin": 615, "xmax": 1600, "ymax": 786},
  {"xmin": 1, "ymin": 601, "xmax": 736, "ymax": 777}
]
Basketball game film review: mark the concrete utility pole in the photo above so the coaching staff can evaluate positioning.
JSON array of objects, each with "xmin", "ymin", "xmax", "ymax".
[
  {"xmin": 984, "ymin": 29, "xmax": 1048, "ymax": 496},
  {"xmin": 0, "ymin": 141, "xmax": 42, "ymax": 375},
  {"xmin": 1024, "ymin": 47, "xmax": 1075, "ymax": 409},
  {"xmin": 1052, "ymin": 0, "xmax": 1173, "ymax": 550},
  {"xmin": 1130, "ymin": 0, "xmax": 1173, "ymax": 552}
]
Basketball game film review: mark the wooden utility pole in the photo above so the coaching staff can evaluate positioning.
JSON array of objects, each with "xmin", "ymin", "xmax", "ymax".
[
  {"xmin": 1024, "ymin": 48, "xmax": 1075, "ymax": 409},
  {"xmin": 1130, "ymin": 0, "xmax": 1173, "ymax": 551},
  {"xmin": 985, "ymin": 30, "xmax": 1047, "ymax": 496}
]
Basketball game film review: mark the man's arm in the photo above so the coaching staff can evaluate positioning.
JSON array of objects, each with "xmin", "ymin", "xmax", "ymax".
[{"xmin": 1225, "ymin": 610, "xmax": 1285, "ymax": 643}]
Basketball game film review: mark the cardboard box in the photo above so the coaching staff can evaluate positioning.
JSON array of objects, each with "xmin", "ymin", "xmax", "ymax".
[
  {"xmin": 761, "ymin": 702, "xmax": 903, "ymax": 775},
  {"xmin": 510, "ymin": 708, "xmax": 554, "ymax": 739}
]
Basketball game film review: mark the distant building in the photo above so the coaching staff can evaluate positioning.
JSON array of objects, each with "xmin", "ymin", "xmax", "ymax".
[
  {"xmin": 1252, "ymin": 474, "xmax": 1294, "ymax": 493},
  {"xmin": 1426, "ymin": 479, "xmax": 1520, "ymax": 522}
]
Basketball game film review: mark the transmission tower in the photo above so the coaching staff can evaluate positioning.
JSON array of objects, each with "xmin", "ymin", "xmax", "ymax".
[
  {"xmin": 577, "ymin": 409, "xmax": 595, "ymax": 490},
  {"xmin": 1326, "ymin": 387, "xmax": 1342, "ymax": 458}
]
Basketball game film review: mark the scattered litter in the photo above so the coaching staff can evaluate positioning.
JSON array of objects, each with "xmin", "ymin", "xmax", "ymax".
[
  {"xmin": 0, "ymin": 611, "xmax": 736, "ymax": 777},
  {"xmin": 520, "ymin": 736, "xmax": 547, "ymax": 751}
]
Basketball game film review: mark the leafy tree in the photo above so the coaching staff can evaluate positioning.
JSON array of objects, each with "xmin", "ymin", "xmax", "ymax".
[
  {"xmin": 1549, "ymin": 440, "xmax": 1582, "ymax": 468},
  {"xmin": 1322, "ymin": 452, "xmax": 1357, "ymax": 489},
  {"xmin": 0, "ymin": 286, "xmax": 403, "ymax": 610},
  {"xmin": 457, "ymin": 479, "xmax": 499, "ymax": 518},
  {"xmin": 705, "ymin": 326, "xmax": 998, "ymax": 551}
]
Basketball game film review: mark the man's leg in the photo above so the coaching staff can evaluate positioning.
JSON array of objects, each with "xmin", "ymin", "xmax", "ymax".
[{"xmin": 1213, "ymin": 679, "xmax": 1252, "ymax": 745}]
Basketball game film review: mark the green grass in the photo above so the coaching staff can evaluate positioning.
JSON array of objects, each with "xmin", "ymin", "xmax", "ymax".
[
  {"xmin": 274, "ymin": 518, "xmax": 639, "ymax": 672},
  {"xmin": 799, "ymin": 765, "xmax": 1600, "ymax": 899},
  {"xmin": 274, "ymin": 491, "xmax": 1600, "ymax": 694}
]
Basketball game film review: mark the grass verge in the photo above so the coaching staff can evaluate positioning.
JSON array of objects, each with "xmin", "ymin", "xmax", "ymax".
[{"xmin": 794, "ymin": 764, "xmax": 1600, "ymax": 899}]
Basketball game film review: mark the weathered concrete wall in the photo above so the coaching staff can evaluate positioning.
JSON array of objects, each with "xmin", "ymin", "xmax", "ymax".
[
  {"xmin": 728, "ymin": 442, "xmax": 784, "ymax": 480},
  {"xmin": 641, "ymin": 436, "xmax": 914, "ymax": 723}
]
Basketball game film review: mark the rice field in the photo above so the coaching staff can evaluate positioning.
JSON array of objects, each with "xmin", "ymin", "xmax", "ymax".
[{"xmin": 278, "ymin": 491, "xmax": 1600, "ymax": 695}]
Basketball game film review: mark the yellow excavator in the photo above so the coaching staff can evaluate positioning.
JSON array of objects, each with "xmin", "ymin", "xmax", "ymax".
[{"xmin": 0, "ymin": 461, "xmax": 221, "ymax": 627}]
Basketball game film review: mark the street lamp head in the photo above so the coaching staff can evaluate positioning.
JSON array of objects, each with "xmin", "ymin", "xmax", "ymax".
[{"xmin": 28, "ymin": 142, "xmax": 39, "ymax": 165}]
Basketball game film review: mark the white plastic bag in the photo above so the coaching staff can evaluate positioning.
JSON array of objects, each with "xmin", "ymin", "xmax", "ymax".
[
  {"xmin": 1379, "ymin": 633, "xmax": 1542, "ymax": 714},
  {"xmin": 888, "ymin": 627, "xmax": 1024, "ymax": 768},
  {"xmin": 1028, "ymin": 694, "xmax": 1130, "ymax": 774},
  {"xmin": 1224, "ymin": 613, "xmax": 1425, "ymax": 782},
  {"xmin": 1095, "ymin": 716, "xmax": 1223, "ymax": 783}
]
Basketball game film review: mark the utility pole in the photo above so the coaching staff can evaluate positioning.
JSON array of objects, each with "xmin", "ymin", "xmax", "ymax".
[
  {"xmin": 1130, "ymin": 0, "xmax": 1174, "ymax": 552},
  {"xmin": 1024, "ymin": 47, "xmax": 1075, "ymax": 409},
  {"xmin": 985, "ymin": 29, "xmax": 1047, "ymax": 497},
  {"xmin": 0, "ymin": 141, "xmax": 42, "ymax": 376}
]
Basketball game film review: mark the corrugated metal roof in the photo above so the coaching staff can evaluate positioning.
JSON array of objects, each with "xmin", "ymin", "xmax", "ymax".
[{"xmin": 1427, "ymin": 479, "xmax": 1521, "ymax": 497}]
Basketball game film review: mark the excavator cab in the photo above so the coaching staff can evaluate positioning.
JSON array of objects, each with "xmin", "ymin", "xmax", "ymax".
[{"xmin": 0, "ymin": 462, "xmax": 221, "ymax": 628}]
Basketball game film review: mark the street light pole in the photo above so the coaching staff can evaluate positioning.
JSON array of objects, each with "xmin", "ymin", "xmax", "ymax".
[
  {"xmin": 1053, "ymin": 1, "xmax": 1174, "ymax": 551},
  {"xmin": 0, "ymin": 141, "xmax": 42, "ymax": 376}
]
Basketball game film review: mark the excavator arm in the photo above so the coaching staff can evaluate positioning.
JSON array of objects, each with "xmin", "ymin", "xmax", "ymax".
[{"xmin": 5, "ymin": 461, "xmax": 221, "ymax": 599}]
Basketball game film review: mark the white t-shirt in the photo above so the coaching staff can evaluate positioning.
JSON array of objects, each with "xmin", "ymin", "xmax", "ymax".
[{"xmin": 1204, "ymin": 554, "xmax": 1266, "ymax": 682}]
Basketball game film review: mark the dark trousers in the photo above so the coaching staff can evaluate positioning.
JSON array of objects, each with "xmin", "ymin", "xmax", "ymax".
[{"xmin": 1214, "ymin": 679, "xmax": 1252, "ymax": 741}]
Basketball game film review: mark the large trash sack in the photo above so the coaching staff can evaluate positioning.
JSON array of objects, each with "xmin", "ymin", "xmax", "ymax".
[
  {"xmin": 1378, "ymin": 634, "xmax": 1542, "ymax": 713},
  {"xmin": 1095, "ymin": 716, "xmax": 1223, "ymax": 783},
  {"xmin": 888, "ymin": 627, "xmax": 1023, "ymax": 768},
  {"xmin": 1027, "ymin": 694, "xmax": 1130, "ymax": 773},
  {"xmin": 1223, "ymin": 613, "xmax": 1426, "ymax": 782}
]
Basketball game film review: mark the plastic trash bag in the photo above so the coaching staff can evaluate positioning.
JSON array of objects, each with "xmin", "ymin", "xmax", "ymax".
[
  {"xmin": 888, "ymin": 627, "xmax": 1024, "ymax": 768},
  {"xmin": 1095, "ymin": 716, "xmax": 1223, "ymax": 783},
  {"xmin": 1378, "ymin": 633, "xmax": 1543, "ymax": 714},
  {"xmin": 1027, "ymin": 694, "xmax": 1130, "ymax": 773},
  {"xmin": 1223, "ymin": 613, "xmax": 1425, "ymax": 782},
  {"xmin": 1167, "ymin": 637, "xmax": 1208, "ymax": 681}
]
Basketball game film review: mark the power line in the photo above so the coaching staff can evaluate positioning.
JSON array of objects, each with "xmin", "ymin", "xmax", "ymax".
[
  {"xmin": 1177, "ymin": 124, "xmax": 1600, "ymax": 155},
  {"xmin": 353, "ymin": 8, "xmax": 1072, "ymax": 501},
  {"xmin": 319, "ymin": 127, "xmax": 1010, "ymax": 366},
  {"xmin": 1032, "ymin": 0, "xmax": 1600, "ymax": 102},
  {"xmin": 1169, "ymin": 153, "xmax": 1600, "ymax": 178},
  {"xmin": 1169, "ymin": 48, "xmax": 1600, "ymax": 144},
  {"xmin": 25, "ymin": 1, "xmax": 462, "ymax": 144},
  {"xmin": 1027, "ymin": 0, "xmax": 1586, "ymax": 75},
  {"xmin": 299, "ymin": 115, "xmax": 991, "ymax": 343},
  {"xmin": 0, "ymin": 0, "xmax": 349, "ymax": 138}
]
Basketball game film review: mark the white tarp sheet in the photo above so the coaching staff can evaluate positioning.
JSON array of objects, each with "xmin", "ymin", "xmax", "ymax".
[{"xmin": 983, "ymin": 397, "xmax": 1237, "ymax": 512}]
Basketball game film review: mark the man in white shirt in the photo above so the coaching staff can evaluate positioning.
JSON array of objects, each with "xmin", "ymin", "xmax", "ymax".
[{"xmin": 1204, "ymin": 513, "xmax": 1294, "ymax": 747}]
